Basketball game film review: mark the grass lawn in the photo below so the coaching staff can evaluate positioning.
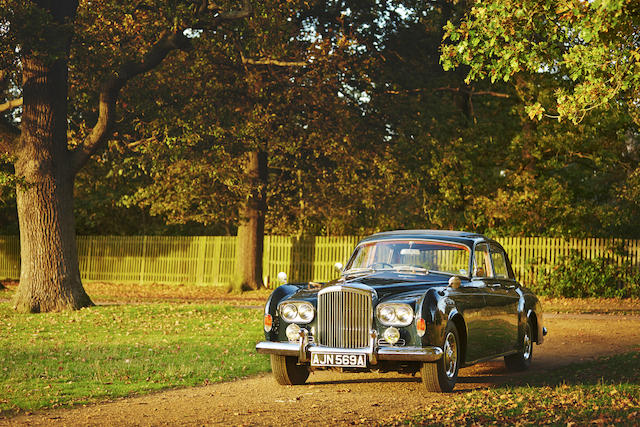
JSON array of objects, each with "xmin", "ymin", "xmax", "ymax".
[
  {"xmin": 2, "ymin": 281, "xmax": 640, "ymax": 421},
  {"xmin": 0, "ymin": 280, "xmax": 273, "ymax": 305},
  {"xmin": 400, "ymin": 352, "xmax": 640, "ymax": 426},
  {"xmin": 0, "ymin": 302, "xmax": 268, "ymax": 415}
]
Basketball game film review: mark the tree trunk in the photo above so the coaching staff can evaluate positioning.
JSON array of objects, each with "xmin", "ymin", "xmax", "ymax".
[
  {"xmin": 11, "ymin": 52, "xmax": 93, "ymax": 312},
  {"xmin": 233, "ymin": 151, "xmax": 267, "ymax": 292}
]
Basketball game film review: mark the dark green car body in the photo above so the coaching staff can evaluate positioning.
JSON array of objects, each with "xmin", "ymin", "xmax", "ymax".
[{"xmin": 256, "ymin": 230, "xmax": 546, "ymax": 391}]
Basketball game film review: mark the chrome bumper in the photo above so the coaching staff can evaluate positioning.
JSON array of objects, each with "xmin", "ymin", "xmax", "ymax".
[{"xmin": 255, "ymin": 329, "xmax": 443, "ymax": 364}]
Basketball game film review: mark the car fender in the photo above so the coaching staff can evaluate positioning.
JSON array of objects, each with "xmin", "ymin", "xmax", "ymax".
[
  {"xmin": 526, "ymin": 299, "xmax": 545, "ymax": 344},
  {"xmin": 263, "ymin": 284, "xmax": 303, "ymax": 340},
  {"xmin": 415, "ymin": 288, "xmax": 459, "ymax": 348}
]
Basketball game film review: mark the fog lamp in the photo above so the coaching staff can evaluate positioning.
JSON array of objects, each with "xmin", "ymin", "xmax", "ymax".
[
  {"xmin": 383, "ymin": 327, "xmax": 400, "ymax": 345},
  {"xmin": 286, "ymin": 323, "xmax": 301, "ymax": 342}
]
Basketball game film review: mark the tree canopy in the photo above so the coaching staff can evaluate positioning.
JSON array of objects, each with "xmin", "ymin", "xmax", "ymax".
[
  {"xmin": 1, "ymin": 0, "xmax": 639, "ymax": 311},
  {"xmin": 441, "ymin": 0, "xmax": 640, "ymax": 124}
]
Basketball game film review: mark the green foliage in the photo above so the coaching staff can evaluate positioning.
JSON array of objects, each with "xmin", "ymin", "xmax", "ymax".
[
  {"xmin": 352, "ymin": 2, "xmax": 640, "ymax": 238},
  {"xmin": 535, "ymin": 251, "xmax": 640, "ymax": 298},
  {"xmin": 69, "ymin": 0, "xmax": 424, "ymax": 236},
  {"xmin": 2, "ymin": 0, "xmax": 640, "ymax": 240},
  {"xmin": 0, "ymin": 303, "xmax": 268, "ymax": 413},
  {"xmin": 442, "ymin": 0, "xmax": 640, "ymax": 125}
]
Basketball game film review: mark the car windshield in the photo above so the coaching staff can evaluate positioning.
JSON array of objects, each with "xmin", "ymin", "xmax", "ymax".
[{"xmin": 345, "ymin": 239, "xmax": 470, "ymax": 276}]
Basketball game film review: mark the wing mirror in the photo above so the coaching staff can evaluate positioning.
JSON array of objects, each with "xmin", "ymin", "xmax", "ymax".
[
  {"xmin": 334, "ymin": 262, "xmax": 343, "ymax": 273},
  {"xmin": 277, "ymin": 271, "xmax": 288, "ymax": 284}
]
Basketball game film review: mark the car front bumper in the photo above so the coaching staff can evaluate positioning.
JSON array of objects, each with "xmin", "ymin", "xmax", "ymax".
[{"xmin": 255, "ymin": 328, "xmax": 443, "ymax": 365}]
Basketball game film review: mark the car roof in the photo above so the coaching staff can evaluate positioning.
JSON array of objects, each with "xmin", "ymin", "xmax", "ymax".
[{"xmin": 359, "ymin": 229, "xmax": 488, "ymax": 248}]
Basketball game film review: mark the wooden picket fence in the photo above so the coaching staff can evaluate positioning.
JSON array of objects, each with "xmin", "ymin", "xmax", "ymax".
[
  {"xmin": 1, "ymin": 235, "xmax": 639, "ymax": 288},
  {"xmin": 497, "ymin": 237, "xmax": 640, "ymax": 285}
]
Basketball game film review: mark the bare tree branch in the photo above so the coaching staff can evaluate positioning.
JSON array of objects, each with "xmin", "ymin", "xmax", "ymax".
[
  {"xmin": 71, "ymin": 2, "xmax": 252, "ymax": 174},
  {"xmin": 192, "ymin": 0, "xmax": 252, "ymax": 30},
  {"xmin": 460, "ymin": 90, "xmax": 510, "ymax": 99},
  {"xmin": 118, "ymin": 135, "xmax": 158, "ymax": 151},
  {"xmin": 242, "ymin": 58, "xmax": 308, "ymax": 67},
  {"xmin": 0, "ymin": 97, "xmax": 23, "ymax": 113},
  {"xmin": 385, "ymin": 86, "xmax": 511, "ymax": 99},
  {"xmin": 71, "ymin": 30, "xmax": 190, "ymax": 173}
]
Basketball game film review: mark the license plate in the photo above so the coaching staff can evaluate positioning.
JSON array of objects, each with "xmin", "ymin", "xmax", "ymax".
[{"xmin": 310, "ymin": 352, "xmax": 367, "ymax": 367}]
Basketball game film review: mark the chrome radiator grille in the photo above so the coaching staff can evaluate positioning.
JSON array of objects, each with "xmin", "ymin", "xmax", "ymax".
[{"xmin": 317, "ymin": 286, "xmax": 372, "ymax": 348}]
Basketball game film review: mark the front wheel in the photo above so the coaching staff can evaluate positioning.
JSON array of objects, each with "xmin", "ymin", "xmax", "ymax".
[
  {"xmin": 421, "ymin": 322, "xmax": 460, "ymax": 392},
  {"xmin": 504, "ymin": 318, "xmax": 533, "ymax": 371},
  {"xmin": 270, "ymin": 355, "xmax": 310, "ymax": 385}
]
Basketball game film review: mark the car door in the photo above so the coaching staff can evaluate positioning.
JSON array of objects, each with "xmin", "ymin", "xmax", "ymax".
[
  {"xmin": 446, "ymin": 280, "xmax": 490, "ymax": 363},
  {"xmin": 448, "ymin": 243, "xmax": 496, "ymax": 363},
  {"xmin": 484, "ymin": 243, "xmax": 520, "ymax": 354}
]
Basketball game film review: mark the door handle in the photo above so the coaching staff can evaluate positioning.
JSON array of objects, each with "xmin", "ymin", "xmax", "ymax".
[
  {"xmin": 488, "ymin": 283, "xmax": 501, "ymax": 288},
  {"xmin": 505, "ymin": 285, "xmax": 516, "ymax": 290}
]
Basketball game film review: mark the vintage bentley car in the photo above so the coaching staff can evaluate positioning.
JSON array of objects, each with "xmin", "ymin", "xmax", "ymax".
[{"xmin": 256, "ymin": 230, "xmax": 547, "ymax": 392}]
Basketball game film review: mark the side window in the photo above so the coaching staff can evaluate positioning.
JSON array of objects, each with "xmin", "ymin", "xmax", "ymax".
[
  {"xmin": 473, "ymin": 244, "xmax": 492, "ymax": 278},
  {"xmin": 490, "ymin": 246, "xmax": 510, "ymax": 279}
]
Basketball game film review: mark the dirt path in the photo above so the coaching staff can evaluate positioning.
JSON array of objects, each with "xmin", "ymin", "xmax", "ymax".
[{"xmin": 3, "ymin": 314, "xmax": 640, "ymax": 426}]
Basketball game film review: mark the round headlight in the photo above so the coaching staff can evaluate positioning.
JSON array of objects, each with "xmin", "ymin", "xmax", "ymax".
[
  {"xmin": 377, "ymin": 303, "xmax": 414, "ymax": 327},
  {"xmin": 281, "ymin": 304, "xmax": 298, "ymax": 322},
  {"xmin": 298, "ymin": 303, "xmax": 314, "ymax": 322},
  {"xmin": 378, "ymin": 306, "xmax": 396, "ymax": 324},
  {"xmin": 279, "ymin": 302, "xmax": 315, "ymax": 324},
  {"xmin": 395, "ymin": 306, "xmax": 413, "ymax": 324}
]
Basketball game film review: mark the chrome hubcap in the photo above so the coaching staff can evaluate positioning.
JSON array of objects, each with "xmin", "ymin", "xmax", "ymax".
[
  {"xmin": 443, "ymin": 331, "xmax": 458, "ymax": 379},
  {"xmin": 523, "ymin": 324, "xmax": 532, "ymax": 360}
]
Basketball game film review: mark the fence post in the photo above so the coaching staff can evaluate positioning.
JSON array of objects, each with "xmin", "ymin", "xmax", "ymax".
[
  {"xmin": 139, "ymin": 236, "xmax": 147, "ymax": 285},
  {"xmin": 196, "ymin": 236, "xmax": 206, "ymax": 285},
  {"xmin": 263, "ymin": 235, "xmax": 271, "ymax": 287},
  {"xmin": 211, "ymin": 237, "xmax": 221, "ymax": 285},
  {"xmin": 86, "ymin": 237, "xmax": 93, "ymax": 282}
]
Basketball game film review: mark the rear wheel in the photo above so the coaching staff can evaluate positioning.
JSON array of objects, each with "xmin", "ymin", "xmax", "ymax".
[
  {"xmin": 270, "ymin": 355, "xmax": 310, "ymax": 385},
  {"xmin": 421, "ymin": 322, "xmax": 460, "ymax": 392},
  {"xmin": 504, "ymin": 318, "xmax": 533, "ymax": 371}
]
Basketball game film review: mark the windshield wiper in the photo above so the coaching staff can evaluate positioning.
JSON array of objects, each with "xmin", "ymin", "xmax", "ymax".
[
  {"xmin": 343, "ymin": 267, "xmax": 376, "ymax": 275},
  {"xmin": 393, "ymin": 265, "xmax": 429, "ymax": 274}
]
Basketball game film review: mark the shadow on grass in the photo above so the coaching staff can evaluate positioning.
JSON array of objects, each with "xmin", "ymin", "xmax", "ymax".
[
  {"xmin": 512, "ymin": 351, "xmax": 640, "ymax": 387},
  {"xmin": 400, "ymin": 353, "xmax": 640, "ymax": 426},
  {"xmin": 456, "ymin": 351, "xmax": 640, "ymax": 389}
]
